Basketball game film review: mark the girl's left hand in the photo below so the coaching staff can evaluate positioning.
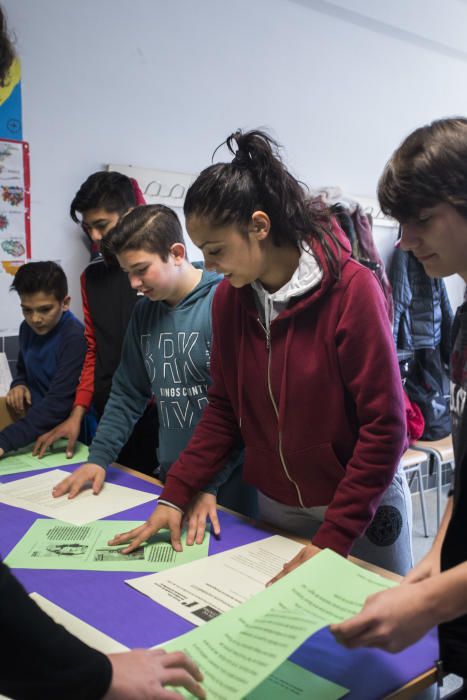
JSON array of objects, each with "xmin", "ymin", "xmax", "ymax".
[
  {"xmin": 185, "ymin": 492, "xmax": 221, "ymax": 545},
  {"xmin": 267, "ymin": 543, "xmax": 322, "ymax": 586}
]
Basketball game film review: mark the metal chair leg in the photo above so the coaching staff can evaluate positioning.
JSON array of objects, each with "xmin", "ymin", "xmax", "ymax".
[
  {"xmin": 432, "ymin": 453, "xmax": 442, "ymax": 529},
  {"xmin": 415, "ymin": 465, "xmax": 429, "ymax": 538}
]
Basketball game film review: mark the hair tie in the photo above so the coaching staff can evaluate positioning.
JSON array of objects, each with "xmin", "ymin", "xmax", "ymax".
[{"xmin": 232, "ymin": 150, "xmax": 251, "ymax": 168}]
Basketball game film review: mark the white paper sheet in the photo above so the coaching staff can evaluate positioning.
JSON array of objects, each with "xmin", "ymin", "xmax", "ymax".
[
  {"xmin": 0, "ymin": 469, "xmax": 158, "ymax": 524},
  {"xmin": 127, "ymin": 535, "xmax": 303, "ymax": 625},
  {"xmin": 30, "ymin": 592, "xmax": 129, "ymax": 652},
  {"xmin": 0, "ymin": 351, "xmax": 12, "ymax": 395}
]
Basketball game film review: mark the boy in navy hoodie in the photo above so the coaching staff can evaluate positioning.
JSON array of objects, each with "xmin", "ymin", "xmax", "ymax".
[
  {"xmin": 53, "ymin": 204, "xmax": 253, "ymax": 532},
  {"xmin": 0, "ymin": 261, "xmax": 86, "ymax": 457}
]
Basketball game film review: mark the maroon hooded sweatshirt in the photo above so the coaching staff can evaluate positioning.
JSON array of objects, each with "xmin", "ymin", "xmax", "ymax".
[{"xmin": 161, "ymin": 223, "xmax": 406, "ymax": 556}]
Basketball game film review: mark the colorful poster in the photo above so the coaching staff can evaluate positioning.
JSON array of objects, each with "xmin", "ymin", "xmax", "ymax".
[
  {"xmin": 0, "ymin": 137, "xmax": 31, "ymax": 336},
  {"xmin": 0, "ymin": 57, "xmax": 22, "ymax": 140}
]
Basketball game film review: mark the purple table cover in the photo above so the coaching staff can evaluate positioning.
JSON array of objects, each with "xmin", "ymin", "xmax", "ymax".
[{"xmin": 0, "ymin": 464, "xmax": 439, "ymax": 699}]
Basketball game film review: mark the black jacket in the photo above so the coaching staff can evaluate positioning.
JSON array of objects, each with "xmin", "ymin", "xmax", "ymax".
[
  {"xmin": 83, "ymin": 257, "xmax": 139, "ymax": 416},
  {"xmin": 440, "ymin": 302, "xmax": 467, "ymax": 676},
  {"xmin": 0, "ymin": 561, "xmax": 112, "ymax": 699}
]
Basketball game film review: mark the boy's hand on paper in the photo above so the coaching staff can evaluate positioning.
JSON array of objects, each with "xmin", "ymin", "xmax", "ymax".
[
  {"xmin": 185, "ymin": 492, "xmax": 220, "ymax": 545},
  {"xmin": 0, "ymin": 447, "xmax": 4, "ymax": 459},
  {"xmin": 52, "ymin": 463, "xmax": 106, "ymax": 499},
  {"xmin": 266, "ymin": 542, "xmax": 322, "ymax": 586},
  {"xmin": 108, "ymin": 504, "xmax": 183, "ymax": 554},
  {"xmin": 33, "ymin": 413, "xmax": 82, "ymax": 459},
  {"xmin": 104, "ymin": 648, "xmax": 205, "ymax": 700},
  {"xmin": 330, "ymin": 580, "xmax": 437, "ymax": 653},
  {"xmin": 6, "ymin": 384, "xmax": 31, "ymax": 414}
]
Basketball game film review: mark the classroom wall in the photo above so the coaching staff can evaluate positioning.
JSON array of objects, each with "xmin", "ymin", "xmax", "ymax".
[{"xmin": 2, "ymin": 0, "xmax": 466, "ymax": 318}]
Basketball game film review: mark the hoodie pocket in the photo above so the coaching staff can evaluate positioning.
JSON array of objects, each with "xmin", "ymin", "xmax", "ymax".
[
  {"xmin": 284, "ymin": 442, "xmax": 346, "ymax": 507},
  {"xmin": 243, "ymin": 442, "xmax": 346, "ymax": 508}
]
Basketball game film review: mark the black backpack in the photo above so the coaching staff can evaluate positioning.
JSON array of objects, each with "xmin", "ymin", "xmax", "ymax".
[{"xmin": 402, "ymin": 347, "xmax": 451, "ymax": 441}]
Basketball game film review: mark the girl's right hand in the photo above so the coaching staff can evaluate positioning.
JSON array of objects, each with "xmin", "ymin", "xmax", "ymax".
[{"xmin": 108, "ymin": 504, "xmax": 183, "ymax": 554}]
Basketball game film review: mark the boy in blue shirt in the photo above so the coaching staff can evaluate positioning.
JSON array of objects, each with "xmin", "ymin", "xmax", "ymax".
[{"xmin": 0, "ymin": 261, "xmax": 86, "ymax": 457}]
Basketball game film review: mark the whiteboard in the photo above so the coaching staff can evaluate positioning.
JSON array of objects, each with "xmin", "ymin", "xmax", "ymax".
[{"xmin": 106, "ymin": 163, "xmax": 202, "ymax": 261}]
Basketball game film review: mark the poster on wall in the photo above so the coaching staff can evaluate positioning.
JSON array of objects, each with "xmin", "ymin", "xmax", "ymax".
[
  {"xmin": 0, "ymin": 138, "xmax": 31, "ymax": 337},
  {"xmin": 0, "ymin": 57, "xmax": 22, "ymax": 140},
  {"xmin": 106, "ymin": 164, "xmax": 200, "ymax": 258}
]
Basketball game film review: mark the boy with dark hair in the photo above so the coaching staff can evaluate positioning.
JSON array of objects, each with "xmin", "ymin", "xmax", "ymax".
[
  {"xmin": 0, "ymin": 261, "xmax": 86, "ymax": 457},
  {"xmin": 70, "ymin": 171, "xmax": 137, "ymax": 227},
  {"xmin": 332, "ymin": 117, "xmax": 467, "ymax": 681},
  {"xmin": 53, "ymin": 204, "xmax": 254, "ymax": 533},
  {"xmin": 34, "ymin": 171, "xmax": 159, "ymax": 474}
]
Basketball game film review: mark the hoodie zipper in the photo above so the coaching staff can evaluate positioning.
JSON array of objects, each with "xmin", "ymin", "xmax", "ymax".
[{"xmin": 257, "ymin": 318, "xmax": 305, "ymax": 507}]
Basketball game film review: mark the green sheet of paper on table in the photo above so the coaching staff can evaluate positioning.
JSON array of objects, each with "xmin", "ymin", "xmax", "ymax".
[
  {"xmin": 162, "ymin": 548, "xmax": 395, "ymax": 699},
  {"xmin": 5, "ymin": 518, "xmax": 210, "ymax": 572},
  {"xmin": 0, "ymin": 439, "xmax": 88, "ymax": 475},
  {"xmin": 246, "ymin": 660, "xmax": 348, "ymax": 699}
]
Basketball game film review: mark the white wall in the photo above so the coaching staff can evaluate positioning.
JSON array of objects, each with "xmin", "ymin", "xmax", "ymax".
[{"xmin": 2, "ymin": 0, "xmax": 466, "ymax": 316}]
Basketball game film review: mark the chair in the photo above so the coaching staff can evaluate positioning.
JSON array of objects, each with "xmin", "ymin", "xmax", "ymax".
[
  {"xmin": 413, "ymin": 435, "xmax": 454, "ymax": 529},
  {"xmin": 401, "ymin": 448, "xmax": 430, "ymax": 538}
]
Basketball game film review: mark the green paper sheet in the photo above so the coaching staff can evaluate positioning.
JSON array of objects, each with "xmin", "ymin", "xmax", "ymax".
[
  {"xmin": 162, "ymin": 548, "xmax": 395, "ymax": 699},
  {"xmin": 0, "ymin": 440, "xmax": 88, "ymax": 476},
  {"xmin": 246, "ymin": 660, "xmax": 348, "ymax": 699},
  {"xmin": 5, "ymin": 519, "xmax": 210, "ymax": 572}
]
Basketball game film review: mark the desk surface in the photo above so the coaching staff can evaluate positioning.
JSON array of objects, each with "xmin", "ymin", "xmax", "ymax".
[{"xmin": 0, "ymin": 463, "xmax": 439, "ymax": 699}]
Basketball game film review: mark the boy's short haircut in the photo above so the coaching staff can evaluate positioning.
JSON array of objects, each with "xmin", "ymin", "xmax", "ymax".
[
  {"xmin": 70, "ymin": 171, "xmax": 137, "ymax": 222},
  {"xmin": 378, "ymin": 117, "xmax": 467, "ymax": 223},
  {"xmin": 103, "ymin": 204, "xmax": 185, "ymax": 262},
  {"xmin": 11, "ymin": 261, "xmax": 68, "ymax": 301}
]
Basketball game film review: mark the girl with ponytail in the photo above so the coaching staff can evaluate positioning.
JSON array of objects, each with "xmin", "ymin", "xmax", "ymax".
[{"xmin": 111, "ymin": 129, "xmax": 412, "ymax": 581}]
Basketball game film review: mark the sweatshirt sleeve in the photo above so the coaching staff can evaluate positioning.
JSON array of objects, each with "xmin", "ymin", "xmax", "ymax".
[
  {"xmin": 160, "ymin": 292, "xmax": 244, "ymax": 509},
  {"xmin": 88, "ymin": 308, "xmax": 152, "ymax": 469},
  {"xmin": 203, "ymin": 447, "xmax": 243, "ymax": 495},
  {"xmin": 73, "ymin": 271, "xmax": 96, "ymax": 410},
  {"xmin": 311, "ymin": 267, "xmax": 407, "ymax": 555},
  {"xmin": 0, "ymin": 324, "xmax": 87, "ymax": 453},
  {"xmin": 0, "ymin": 560, "xmax": 112, "ymax": 700}
]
